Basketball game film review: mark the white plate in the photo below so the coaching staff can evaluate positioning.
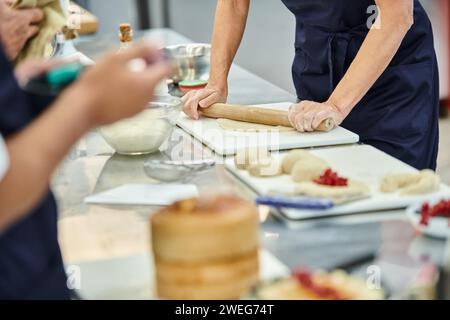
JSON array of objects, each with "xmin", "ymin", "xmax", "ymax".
[
  {"xmin": 177, "ymin": 102, "xmax": 359, "ymax": 156},
  {"xmin": 406, "ymin": 196, "xmax": 450, "ymax": 239},
  {"xmin": 84, "ymin": 184, "xmax": 199, "ymax": 206},
  {"xmin": 225, "ymin": 145, "xmax": 450, "ymax": 220}
]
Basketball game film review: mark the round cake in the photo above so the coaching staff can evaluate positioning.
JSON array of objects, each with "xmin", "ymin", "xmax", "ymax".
[{"xmin": 151, "ymin": 194, "xmax": 260, "ymax": 300}]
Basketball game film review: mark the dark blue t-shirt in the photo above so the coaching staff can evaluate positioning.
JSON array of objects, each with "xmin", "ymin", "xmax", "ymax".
[{"xmin": 0, "ymin": 45, "xmax": 69, "ymax": 299}]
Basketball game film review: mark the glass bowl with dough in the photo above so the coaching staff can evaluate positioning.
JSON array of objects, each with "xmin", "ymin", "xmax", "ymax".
[{"xmin": 100, "ymin": 95, "xmax": 181, "ymax": 155}]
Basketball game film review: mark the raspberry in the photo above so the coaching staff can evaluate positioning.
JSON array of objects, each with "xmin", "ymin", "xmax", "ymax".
[
  {"xmin": 419, "ymin": 200, "xmax": 450, "ymax": 226},
  {"xmin": 314, "ymin": 169, "xmax": 348, "ymax": 187},
  {"xmin": 292, "ymin": 268, "xmax": 343, "ymax": 300}
]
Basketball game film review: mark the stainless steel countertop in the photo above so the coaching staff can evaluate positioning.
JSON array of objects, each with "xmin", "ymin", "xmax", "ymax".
[{"xmin": 54, "ymin": 29, "xmax": 448, "ymax": 299}]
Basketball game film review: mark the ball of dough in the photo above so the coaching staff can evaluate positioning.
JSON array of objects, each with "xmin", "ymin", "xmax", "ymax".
[
  {"xmin": 235, "ymin": 148, "xmax": 270, "ymax": 170},
  {"xmin": 281, "ymin": 150, "xmax": 317, "ymax": 174},
  {"xmin": 291, "ymin": 158, "xmax": 329, "ymax": 183},
  {"xmin": 248, "ymin": 158, "xmax": 281, "ymax": 177}
]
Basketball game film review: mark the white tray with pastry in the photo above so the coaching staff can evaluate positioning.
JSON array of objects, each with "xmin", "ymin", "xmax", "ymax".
[
  {"xmin": 256, "ymin": 268, "xmax": 385, "ymax": 300},
  {"xmin": 225, "ymin": 144, "xmax": 450, "ymax": 220},
  {"xmin": 406, "ymin": 196, "xmax": 450, "ymax": 239},
  {"xmin": 177, "ymin": 102, "xmax": 359, "ymax": 156}
]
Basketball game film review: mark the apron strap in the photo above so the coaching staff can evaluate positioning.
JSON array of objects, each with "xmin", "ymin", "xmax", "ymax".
[{"xmin": 327, "ymin": 33, "xmax": 351, "ymax": 97}]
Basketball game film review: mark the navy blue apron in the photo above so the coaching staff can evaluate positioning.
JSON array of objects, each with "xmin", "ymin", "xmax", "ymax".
[
  {"xmin": 0, "ymin": 45, "xmax": 70, "ymax": 299},
  {"xmin": 281, "ymin": 0, "xmax": 439, "ymax": 170}
]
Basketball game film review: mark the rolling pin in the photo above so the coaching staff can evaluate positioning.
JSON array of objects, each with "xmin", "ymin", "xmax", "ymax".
[{"xmin": 201, "ymin": 103, "xmax": 336, "ymax": 132}]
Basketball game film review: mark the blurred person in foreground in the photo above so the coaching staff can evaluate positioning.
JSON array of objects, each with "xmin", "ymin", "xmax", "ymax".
[{"xmin": 0, "ymin": 12, "xmax": 171, "ymax": 297}]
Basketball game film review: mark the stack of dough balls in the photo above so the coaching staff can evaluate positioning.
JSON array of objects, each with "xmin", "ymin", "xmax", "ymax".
[
  {"xmin": 234, "ymin": 148, "xmax": 281, "ymax": 177},
  {"xmin": 151, "ymin": 194, "xmax": 260, "ymax": 300},
  {"xmin": 380, "ymin": 169, "xmax": 440, "ymax": 195}
]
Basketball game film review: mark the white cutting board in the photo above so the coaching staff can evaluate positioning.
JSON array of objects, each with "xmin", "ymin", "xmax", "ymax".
[
  {"xmin": 225, "ymin": 145, "xmax": 450, "ymax": 220},
  {"xmin": 177, "ymin": 102, "xmax": 359, "ymax": 156}
]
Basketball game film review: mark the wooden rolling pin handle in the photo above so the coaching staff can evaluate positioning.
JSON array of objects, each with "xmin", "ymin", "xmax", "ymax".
[
  {"xmin": 201, "ymin": 103, "xmax": 336, "ymax": 132},
  {"xmin": 317, "ymin": 118, "xmax": 336, "ymax": 132}
]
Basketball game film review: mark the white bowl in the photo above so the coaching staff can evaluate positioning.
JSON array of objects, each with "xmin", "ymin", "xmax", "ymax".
[{"xmin": 100, "ymin": 95, "xmax": 181, "ymax": 155}]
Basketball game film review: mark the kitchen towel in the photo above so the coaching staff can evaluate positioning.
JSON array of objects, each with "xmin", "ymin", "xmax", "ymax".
[{"xmin": 14, "ymin": 0, "xmax": 66, "ymax": 64}]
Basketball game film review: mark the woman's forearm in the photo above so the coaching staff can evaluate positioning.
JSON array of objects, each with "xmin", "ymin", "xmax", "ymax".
[
  {"xmin": 208, "ymin": 0, "xmax": 250, "ymax": 92},
  {"xmin": 0, "ymin": 88, "xmax": 93, "ymax": 232},
  {"xmin": 328, "ymin": 0, "xmax": 414, "ymax": 115}
]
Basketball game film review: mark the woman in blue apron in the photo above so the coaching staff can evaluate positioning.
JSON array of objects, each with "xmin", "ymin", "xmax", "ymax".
[{"xmin": 183, "ymin": 0, "xmax": 439, "ymax": 170}]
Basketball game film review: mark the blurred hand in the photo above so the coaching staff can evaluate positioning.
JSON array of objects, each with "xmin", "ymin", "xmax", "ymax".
[
  {"xmin": 181, "ymin": 86, "xmax": 227, "ymax": 120},
  {"xmin": 14, "ymin": 58, "xmax": 68, "ymax": 86},
  {"xmin": 65, "ymin": 42, "xmax": 172, "ymax": 127},
  {"xmin": 288, "ymin": 100, "xmax": 346, "ymax": 132},
  {"xmin": 0, "ymin": 1, "xmax": 44, "ymax": 60}
]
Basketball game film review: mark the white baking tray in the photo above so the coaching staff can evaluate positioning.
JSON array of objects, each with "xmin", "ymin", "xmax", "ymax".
[{"xmin": 225, "ymin": 144, "xmax": 450, "ymax": 220}]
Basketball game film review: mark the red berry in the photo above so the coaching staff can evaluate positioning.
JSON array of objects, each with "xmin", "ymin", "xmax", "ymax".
[
  {"xmin": 314, "ymin": 169, "xmax": 348, "ymax": 187},
  {"xmin": 419, "ymin": 199, "xmax": 450, "ymax": 226}
]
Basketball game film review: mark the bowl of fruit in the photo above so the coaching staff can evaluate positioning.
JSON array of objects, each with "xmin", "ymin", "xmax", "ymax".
[{"xmin": 406, "ymin": 197, "xmax": 450, "ymax": 239}]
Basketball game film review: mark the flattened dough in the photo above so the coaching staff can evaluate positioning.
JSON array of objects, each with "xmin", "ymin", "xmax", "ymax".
[
  {"xmin": 294, "ymin": 180, "xmax": 369, "ymax": 201},
  {"xmin": 217, "ymin": 119, "xmax": 295, "ymax": 132},
  {"xmin": 380, "ymin": 169, "xmax": 440, "ymax": 195}
]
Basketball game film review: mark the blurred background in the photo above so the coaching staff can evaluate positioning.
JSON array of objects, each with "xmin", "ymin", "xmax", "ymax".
[
  {"xmin": 73, "ymin": 0, "xmax": 450, "ymax": 182},
  {"xmin": 76, "ymin": 0, "xmax": 448, "ymax": 99}
]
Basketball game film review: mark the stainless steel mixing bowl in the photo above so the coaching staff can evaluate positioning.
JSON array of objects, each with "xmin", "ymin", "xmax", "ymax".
[{"xmin": 164, "ymin": 43, "xmax": 211, "ymax": 83}]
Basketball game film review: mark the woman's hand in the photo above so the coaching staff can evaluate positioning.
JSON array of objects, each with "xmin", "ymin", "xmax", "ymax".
[
  {"xmin": 181, "ymin": 85, "xmax": 227, "ymax": 120},
  {"xmin": 64, "ymin": 42, "xmax": 172, "ymax": 128},
  {"xmin": 0, "ymin": 1, "xmax": 43, "ymax": 60},
  {"xmin": 0, "ymin": 41, "xmax": 172, "ymax": 232},
  {"xmin": 288, "ymin": 100, "xmax": 346, "ymax": 132}
]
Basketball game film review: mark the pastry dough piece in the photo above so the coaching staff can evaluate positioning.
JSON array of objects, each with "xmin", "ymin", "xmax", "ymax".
[
  {"xmin": 234, "ymin": 147, "xmax": 270, "ymax": 170},
  {"xmin": 248, "ymin": 158, "xmax": 282, "ymax": 177},
  {"xmin": 380, "ymin": 174, "xmax": 421, "ymax": 192},
  {"xmin": 291, "ymin": 157, "xmax": 329, "ymax": 182},
  {"xmin": 281, "ymin": 150, "xmax": 320, "ymax": 174},
  {"xmin": 401, "ymin": 170, "xmax": 440, "ymax": 195},
  {"xmin": 258, "ymin": 270, "xmax": 384, "ymax": 300},
  {"xmin": 217, "ymin": 119, "xmax": 295, "ymax": 132},
  {"xmin": 294, "ymin": 180, "xmax": 369, "ymax": 201},
  {"xmin": 380, "ymin": 169, "xmax": 440, "ymax": 195}
]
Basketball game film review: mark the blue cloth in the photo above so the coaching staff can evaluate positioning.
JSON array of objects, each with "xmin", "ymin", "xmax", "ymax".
[
  {"xmin": 281, "ymin": 0, "xmax": 439, "ymax": 170},
  {"xmin": 0, "ymin": 45, "xmax": 69, "ymax": 299}
]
